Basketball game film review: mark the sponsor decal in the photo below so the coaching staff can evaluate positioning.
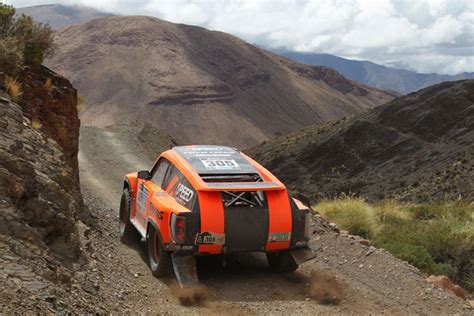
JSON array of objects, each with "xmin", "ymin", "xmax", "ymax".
[
  {"xmin": 137, "ymin": 183, "xmax": 148, "ymax": 212},
  {"xmin": 195, "ymin": 232, "xmax": 225, "ymax": 245},
  {"xmin": 150, "ymin": 205, "xmax": 162, "ymax": 219},
  {"xmin": 200, "ymin": 159, "xmax": 241, "ymax": 170},
  {"xmin": 268, "ymin": 232, "xmax": 291, "ymax": 242},
  {"xmin": 176, "ymin": 183, "xmax": 194, "ymax": 202}
]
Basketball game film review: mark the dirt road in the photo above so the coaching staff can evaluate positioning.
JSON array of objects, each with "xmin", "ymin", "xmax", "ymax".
[{"xmin": 78, "ymin": 124, "xmax": 471, "ymax": 314}]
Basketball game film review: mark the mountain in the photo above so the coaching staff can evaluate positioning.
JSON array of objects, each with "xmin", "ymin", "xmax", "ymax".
[
  {"xmin": 250, "ymin": 80, "xmax": 474, "ymax": 202},
  {"xmin": 278, "ymin": 51, "xmax": 474, "ymax": 94},
  {"xmin": 46, "ymin": 16, "xmax": 395, "ymax": 148},
  {"xmin": 16, "ymin": 4, "xmax": 114, "ymax": 28}
]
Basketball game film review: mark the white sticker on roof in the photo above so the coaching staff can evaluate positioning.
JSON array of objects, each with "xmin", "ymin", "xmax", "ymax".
[{"xmin": 200, "ymin": 159, "xmax": 241, "ymax": 170}]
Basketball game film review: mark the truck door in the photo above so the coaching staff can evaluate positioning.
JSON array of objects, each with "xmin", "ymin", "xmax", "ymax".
[{"xmin": 136, "ymin": 159, "xmax": 170, "ymax": 229}]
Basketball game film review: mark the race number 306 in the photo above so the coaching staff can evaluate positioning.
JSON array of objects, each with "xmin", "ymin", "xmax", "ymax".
[{"xmin": 201, "ymin": 159, "xmax": 241, "ymax": 170}]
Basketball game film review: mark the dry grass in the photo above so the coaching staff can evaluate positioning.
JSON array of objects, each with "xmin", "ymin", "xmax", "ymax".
[
  {"xmin": 31, "ymin": 119, "xmax": 42, "ymax": 129},
  {"xmin": 43, "ymin": 78, "xmax": 54, "ymax": 92},
  {"xmin": 374, "ymin": 200, "xmax": 413, "ymax": 223},
  {"xmin": 77, "ymin": 95, "xmax": 85, "ymax": 113},
  {"xmin": 4, "ymin": 76, "xmax": 22, "ymax": 102},
  {"xmin": 314, "ymin": 196, "xmax": 378, "ymax": 239},
  {"xmin": 313, "ymin": 198, "xmax": 474, "ymax": 292}
]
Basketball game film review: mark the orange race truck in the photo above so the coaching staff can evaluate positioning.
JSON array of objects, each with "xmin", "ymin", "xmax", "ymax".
[{"xmin": 119, "ymin": 145, "xmax": 315, "ymax": 287}]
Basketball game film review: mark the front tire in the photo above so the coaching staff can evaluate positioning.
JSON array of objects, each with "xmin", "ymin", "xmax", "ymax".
[
  {"xmin": 119, "ymin": 188, "xmax": 140, "ymax": 244},
  {"xmin": 267, "ymin": 250, "xmax": 299, "ymax": 272},
  {"xmin": 147, "ymin": 225, "xmax": 172, "ymax": 277}
]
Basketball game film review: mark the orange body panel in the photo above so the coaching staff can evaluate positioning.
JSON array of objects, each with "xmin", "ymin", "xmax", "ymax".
[
  {"xmin": 265, "ymin": 190, "xmax": 292, "ymax": 251},
  {"xmin": 197, "ymin": 191, "xmax": 225, "ymax": 253},
  {"xmin": 147, "ymin": 192, "xmax": 191, "ymax": 244}
]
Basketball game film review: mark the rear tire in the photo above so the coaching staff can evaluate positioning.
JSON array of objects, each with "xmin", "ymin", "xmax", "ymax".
[
  {"xmin": 119, "ymin": 188, "xmax": 140, "ymax": 244},
  {"xmin": 147, "ymin": 225, "xmax": 172, "ymax": 277},
  {"xmin": 267, "ymin": 250, "xmax": 299, "ymax": 273}
]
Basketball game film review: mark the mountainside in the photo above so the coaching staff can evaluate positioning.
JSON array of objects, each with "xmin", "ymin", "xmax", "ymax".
[
  {"xmin": 0, "ymin": 68, "xmax": 98, "ymax": 312},
  {"xmin": 46, "ymin": 16, "xmax": 395, "ymax": 148},
  {"xmin": 279, "ymin": 52, "xmax": 474, "ymax": 94},
  {"xmin": 250, "ymin": 80, "xmax": 474, "ymax": 202},
  {"xmin": 17, "ymin": 4, "xmax": 114, "ymax": 29}
]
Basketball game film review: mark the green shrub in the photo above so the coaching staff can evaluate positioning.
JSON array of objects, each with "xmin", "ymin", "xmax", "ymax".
[
  {"xmin": 374, "ymin": 201, "xmax": 473, "ymax": 292},
  {"xmin": 313, "ymin": 198, "xmax": 474, "ymax": 292},
  {"xmin": 11, "ymin": 14, "xmax": 55, "ymax": 66},
  {"xmin": 0, "ymin": 37, "xmax": 23, "ymax": 75},
  {"xmin": 0, "ymin": 4, "xmax": 54, "ymax": 74},
  {"xmin": 314, "ymin": 197, "xmax": 378, "ymax": 239},
  {"xmin": 378, "ymin": 241, "xmax": 445, "ymax": 274}
]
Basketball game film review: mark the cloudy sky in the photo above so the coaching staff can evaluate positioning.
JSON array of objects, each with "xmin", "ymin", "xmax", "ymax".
[{"xmin": 7, "ymin": 0, "xmax": 474, "ymax": 75}]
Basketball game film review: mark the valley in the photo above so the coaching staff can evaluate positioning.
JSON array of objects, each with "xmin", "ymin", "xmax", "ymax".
[
  {"xmin": 1, "ymin": 2, "xmax": 473, "ymax": 314},
  {"xmin": 71, "ymin": 123, "xmax": 471, "ymax": 314}
]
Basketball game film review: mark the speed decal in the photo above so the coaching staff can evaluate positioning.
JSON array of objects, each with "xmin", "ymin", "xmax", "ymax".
[
  {"xmin": 200, "ymin": 159, "xmax": 241, "ymax": 170},
  {"xmin": 177, "ymin": 183, "xmax": 194, "ymax": 202}
]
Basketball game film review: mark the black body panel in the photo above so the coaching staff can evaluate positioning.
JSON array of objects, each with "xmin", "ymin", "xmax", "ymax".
[
  {"xmin": 289, "ymin": 195, "xmax": 309, "ymax": 248},
  {"xmin": 223, "ymin": 206, "xmax": 269, "ymax": 252}
]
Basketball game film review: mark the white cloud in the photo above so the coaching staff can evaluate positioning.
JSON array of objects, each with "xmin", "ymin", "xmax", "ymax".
[{"xmin": 7, "ymin": 0, "xmax": 474, "ymax": 74}]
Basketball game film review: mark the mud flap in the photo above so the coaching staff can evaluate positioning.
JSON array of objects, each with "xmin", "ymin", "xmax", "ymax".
[
  {"xmin": 171, "ymin": 253, "xmax": 199, "ymax": 288},
  {"xmin": 290, "ymin": 247, "xmax": 317, "ymax": 265}
]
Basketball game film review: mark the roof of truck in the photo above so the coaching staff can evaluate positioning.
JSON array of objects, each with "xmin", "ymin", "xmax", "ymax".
[
  {"xmin": 172, "ymin": 145, "xmax": 258, "ymax": 175},
  {"xmin": 160, "ymin": 145, "xmax": 286, "ymax": 191}
]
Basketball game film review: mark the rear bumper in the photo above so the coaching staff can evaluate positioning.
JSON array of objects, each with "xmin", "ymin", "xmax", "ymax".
[
  {"xmin": 166, "ymin": 192, "xmax": 311, "ymax": 254},
  {"xmin": 164, "ymin": 236, "xmax": 310, "ymax": 254}
]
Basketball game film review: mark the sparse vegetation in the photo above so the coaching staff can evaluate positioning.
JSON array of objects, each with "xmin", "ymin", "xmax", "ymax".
[
  {"xmin": 43, "ymin": 78, "xmax": 54, "ymax": 92},
  {"xmin": 31, "ymin": 119, "xmax": 42, "ymax": 129},
  {"xmin": 314, "ymin": 197, "xmax": 474, "ymax": 292},
  {"xmin": 77, "ymin": 95, "xmax": 85, "ymax": 113},
  {"xmin": 314, "ymin": 196, "xmax": 378, "ymax": 239},
  {"xmin": 0, "ymin": 4, "xmax": 54, "ymax": 77},
  {"xmin": 0, "ymin": 37, "xmax": 23, "ymax": 75},
  {"xmin": 4, "ymin": 76, "xmax": 22, "ymax": 101}
]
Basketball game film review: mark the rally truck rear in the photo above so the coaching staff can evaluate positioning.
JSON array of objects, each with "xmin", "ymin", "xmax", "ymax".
[{"xmin": 119, "ymin": 145, "xmax": 315, "ymax": 287}]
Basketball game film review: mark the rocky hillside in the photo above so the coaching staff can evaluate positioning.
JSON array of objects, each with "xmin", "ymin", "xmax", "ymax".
[
  {"xmin": 17, "ymin": 4, "xmax": 114, "ymax": 29},
  {"xmin": 0, "ymin": 70, "xmax": 101, "ymax": 313},
  {"xmin": 18, "ymin": 66, "xmax": 81, "ymax": 177},
  {"xmin": 46, "ymin": 16, "xmax": 395, "ymax": 148},
  {"xmin": 278, "ymin": 51, "xmax": 474, "ymax": 94},
  {"xmin": 250, "ymin": 80, "xmax": 474, "ymax": 202}
]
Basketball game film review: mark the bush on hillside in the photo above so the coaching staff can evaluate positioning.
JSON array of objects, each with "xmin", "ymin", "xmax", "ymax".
[
  {"xmin": 313, "ymin": 198, "xmax": 474, "ymax": 292},
  {"xmin": 314, "ymin": 196, "xmax": 378, "ymax": 239},
  {"xmin": 0, "ymin": 4, "xmax": 54, "ymax": 75},
  {"xmin": 0, "ymin": 37, "xmax": 24, "ymax": 75}
]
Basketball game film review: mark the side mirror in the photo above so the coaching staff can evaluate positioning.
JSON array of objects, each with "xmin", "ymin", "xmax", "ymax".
[{"xmin": 137, "ymin": 170, "xmax": 150, "ymax": 180}]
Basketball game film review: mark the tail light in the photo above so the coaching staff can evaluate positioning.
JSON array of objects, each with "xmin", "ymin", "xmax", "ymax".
[{"xmin": 171, "ymin": 213, "xmax": 186, "ymax": 244}]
